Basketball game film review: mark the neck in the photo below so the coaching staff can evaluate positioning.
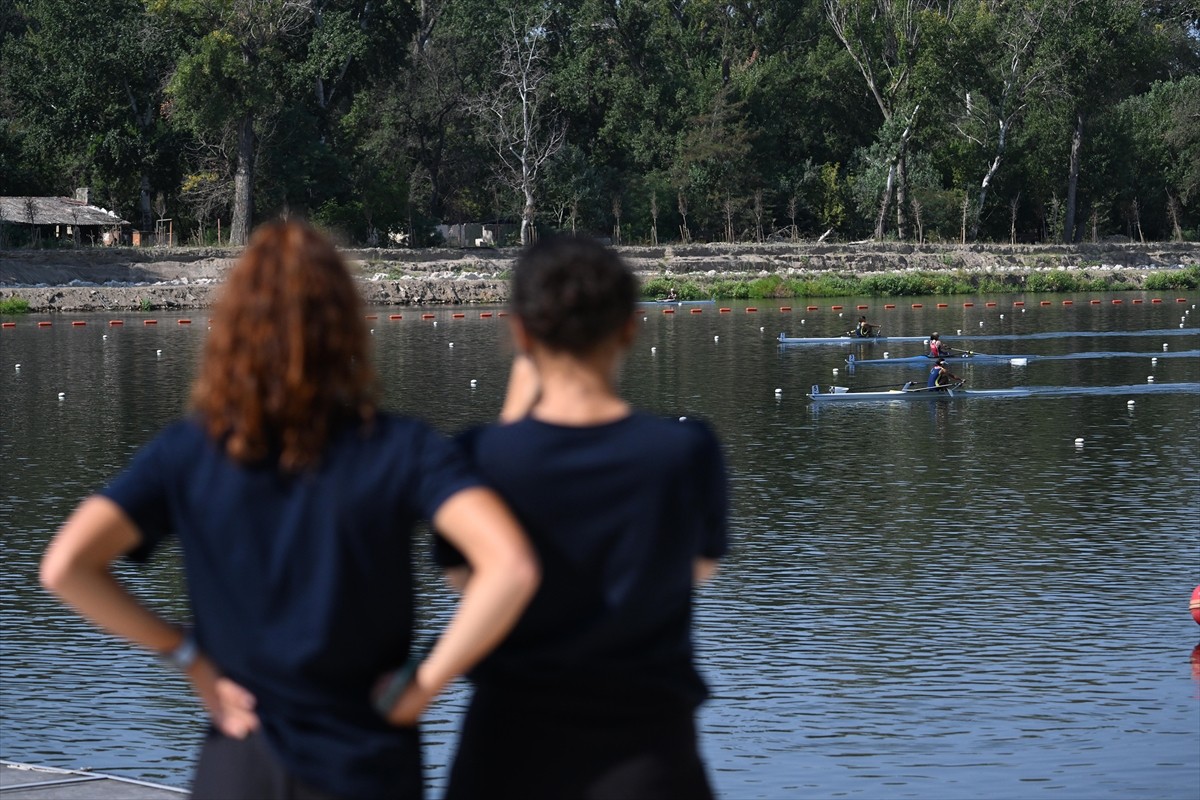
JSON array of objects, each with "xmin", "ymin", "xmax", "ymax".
[{"xmin": 529, "ymin": 346, "xmax": 630, "ymax": 426}]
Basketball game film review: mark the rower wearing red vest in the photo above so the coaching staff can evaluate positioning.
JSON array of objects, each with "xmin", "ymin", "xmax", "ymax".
[{"xmin": 929, "ymin": 332, "xmax": 952, "ymax": 357}]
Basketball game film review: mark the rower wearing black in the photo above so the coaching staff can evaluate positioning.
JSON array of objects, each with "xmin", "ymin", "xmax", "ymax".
[{"xmin": 854, "ymin": 316, "xmax": 880, "ymax": 338}]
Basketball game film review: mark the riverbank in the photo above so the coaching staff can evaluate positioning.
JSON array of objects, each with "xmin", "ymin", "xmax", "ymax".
[{"xmin": 1, "ymin": 240, "xmax": 1196, "ymax": 312}]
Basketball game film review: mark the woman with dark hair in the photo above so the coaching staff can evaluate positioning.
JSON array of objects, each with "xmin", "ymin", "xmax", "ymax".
[
  {"xmin": 40, "ymin": 220, "xmax": 539, "ymax": 800},
  {"xmin": 438, "ymin": 235, "xmax": 728, "ymax": 799}
]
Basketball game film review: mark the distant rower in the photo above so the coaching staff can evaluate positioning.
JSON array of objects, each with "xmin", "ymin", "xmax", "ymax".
[
  {"xmin": 929, "ymin": 332, "xmax": 953, "ymax": 357},
  {"xmin": 854, "ymin": 316, "xmax": 880, "ymax": 338},
  {"xmin": 927, "ymin": 358, "xmax": 961, "ymax": 390}
]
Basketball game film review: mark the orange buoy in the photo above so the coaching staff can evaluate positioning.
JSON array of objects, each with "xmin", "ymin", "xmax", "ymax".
[
  {"xmin": 1177, "ymin": 298, "xmax": 1188, "ymax": 303},
  {"xmin": 178, "ymin": 319, "xmax": 192, "ymax": 324},
  {"xmin": 779, "ymin": 306, "xmax": 792, "ymax": 312},
  {"xmin": 963, "ymin": 302, "xmax": 974, "ymax": 308},
  {"xmin": 1040, "ymin": 301, "xmax": 1052, "ymax": 306},
  {"xmin": 1112, "ymin": 299, "xmax": 1123, "ymax": 304},
  {"xmin": 1013, "ymin": 301, "xmax": 1025, "ymax": 307},
  {"xmin": 745, "ymin": 307, "xmax": 758, "ymax": 313},
  {"xmin": 72, "ymin": 321, "xmax": 86, "ymax": 326},
  {"xmin": 911, "ymin": 303, "xmax": 922, "ymax": 308},
  {"xmin": 831, "ymin": 305, "xmax": 843, "ymax": 311},
  {"xmin": 422, "ymin": 314, "xmax": 435, "ymax": 320},
  {"xmin": 1090, "ymin": 299, "xmax": 1101, "ymax": 305},
  {"xmin": 1151, "ymin": 298, "xmax": 1163, "ymax": 304},
  {"xmin": 109, "ymin": 320, "xmax": 124, "ymax": 326},
  {"xmin": 498, "ymin": 312, "xmax": 509, "ymax": 317},
  {"xmin": 884, "ymin": 304, "xmax": 896, "ymax": 310},
  {"xmin": 452, "ymin": 313, "xmax": 465, "ymax": 318},
  {"xmin": 936, "ymin": 303, "xmax": 948, "ymax": 309},
  {"xmin": 807, "ymin": 306, "xmax": 819, "ymax": 311},
  {"xmin": 1, "ymin": 322, "xmax": 15, "ymax": 328},
  {"xmin": 1132, "ymin": 299, "xmax": 1144, "ymax": 304},
  {"xmin": 37, "ymin": 321, "xmax": 52, "ymax": 327},
  {"xmin": 690, "ymin": 308, "xmax": 702, "ymax": 314},
  {"xmin": 479, "ymin": 313, "xmax": 491, "ymax": 318},
  {"xmin": 144, "ymin": 319, "xmax": 158, "ymax": 325},
  {"xmin": 390, "ymin": 314, "xmax": 403, "ymax": 320},
  {"xmin": 719, "ymin": 307, "xmax": 731, "ymax": 313},
  {"xmin": 856, "ymin": 305, "xmax": 868, "ymax": 310},
  {"xmin": 1062, "ymin": 300, "xmax": 1073, "ymax": 306},
  {"xmin": 1191, "ymin": 585, "xmax": 1200, "ymax": 625}
]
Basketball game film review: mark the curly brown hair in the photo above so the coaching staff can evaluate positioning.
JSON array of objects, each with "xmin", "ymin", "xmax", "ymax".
[{"xmin": 191, "ymin": 220, "xmax": 377, "ymax": 470}]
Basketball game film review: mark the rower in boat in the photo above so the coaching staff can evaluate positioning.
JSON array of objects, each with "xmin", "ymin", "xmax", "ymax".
[
  {"xmin": 929, "ymin": 332, "xmax": 954, "ymax": 357},
  {"xmin": 928, "ymin": 358, "xmax": 961, "ymax": 391},
  {"xmin": 852, "ymin": 316, "xmax": 880, "ymax": 338},
  {"xmin": 664, "ymin": 287, "xmax": 678, "ymax": 301}
]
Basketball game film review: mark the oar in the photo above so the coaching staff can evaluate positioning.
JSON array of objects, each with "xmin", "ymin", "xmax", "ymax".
[{"xmin": 904, "ymin": 380, "xmax": 966, "ymax": 393}]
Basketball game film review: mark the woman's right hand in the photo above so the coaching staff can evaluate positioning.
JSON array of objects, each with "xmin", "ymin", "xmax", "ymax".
[{"xmin": 188, "ymin": 656, "xmax": 259, "ymax": 739}]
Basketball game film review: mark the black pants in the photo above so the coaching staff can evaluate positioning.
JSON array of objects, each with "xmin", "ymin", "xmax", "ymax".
[
  {"xmin": 445, "ymin": 688, "xmax": 714, "ymax": 800},
  {"xmin": 191, "ymin": 728, "xmax": 341, "ymax": 800}
]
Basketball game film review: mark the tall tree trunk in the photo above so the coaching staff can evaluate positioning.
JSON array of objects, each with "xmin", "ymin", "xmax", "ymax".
[
  {"xmin": 874, "ymin": 164, "xmax": 895, "ymax": 239},
  {"xmin": 521, "ymin": 187, "xmax": 535, "ymax": 246},
  {"xmin": 1063, "ymin": 110, "xmax": 1084, "ymax": 244},
  {"xmin": 895, "ymin": 149, "xmax": 909, "ymax": 240},
  {"xmin": 231, "ymin": 113, "xmax": 255, "ymax": 246},
  {"xmin": 138, "ymin": 174, "xmax": 153, "ymax": 233}
]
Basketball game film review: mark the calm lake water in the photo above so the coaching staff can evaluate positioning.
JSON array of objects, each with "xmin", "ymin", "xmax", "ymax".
[{"xmin": 2, "ymin": 293, "xmax": 1198, "ymax": 799}]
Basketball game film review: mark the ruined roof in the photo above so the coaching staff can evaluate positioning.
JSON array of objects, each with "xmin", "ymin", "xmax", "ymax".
[{"xmin": 0, "ymin": 196, "xmax": 128, "ymax": 226}]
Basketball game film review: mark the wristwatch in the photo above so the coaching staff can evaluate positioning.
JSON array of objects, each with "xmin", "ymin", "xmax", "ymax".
[{"xmin": 161, "ymin": 628, "xmax": 199, "ymax": 672}]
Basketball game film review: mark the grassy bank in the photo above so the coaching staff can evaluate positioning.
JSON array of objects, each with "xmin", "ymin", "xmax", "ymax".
[{"xmin": 640, "ymin": 265, "xmax": 1200, "ymax": 300}]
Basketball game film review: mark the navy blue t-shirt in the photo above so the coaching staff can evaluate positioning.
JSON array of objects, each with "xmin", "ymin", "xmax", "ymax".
[
  {"xmin": 100, "ymin": 415, "xmax": 480, "ymax": 800},
  {"xmin": 436, "ymin": 411, "xmax": 728, "ymax": 715}
]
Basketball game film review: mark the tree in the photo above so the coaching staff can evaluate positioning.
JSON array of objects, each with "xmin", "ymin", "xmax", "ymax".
[
  {"xmin": 473, "ymin": 9, "xmax": 566, "ymax": 245},
  {"xmin": 158, "ymin": 0, "xmax": 314, "ymax": 244}
]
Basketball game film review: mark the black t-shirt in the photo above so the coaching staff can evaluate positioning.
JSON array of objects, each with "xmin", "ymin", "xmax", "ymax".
[
  {"xmin": 438, "ymin": 411, "xmax": 728, "ymax": 715},
  {"xmin": 101, "ymin": 415, "xmax": 480, "ymax": 799}
]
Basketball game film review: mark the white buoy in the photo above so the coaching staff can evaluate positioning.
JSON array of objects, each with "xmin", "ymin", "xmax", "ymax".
[
  {"xmin": 470, "ymin": 379, "xmax": 477, "ymax": 387},
  {"xmin": 102, "ymin": 334, "xmax": 107, "ymax": 340},
  {"xmin": 832, "ymin": 368, "xmax": 839, "ymax": 375},
  {"xmin": 448, "ymin": 342, "xmax": 454, "ymax": 348},
  {"xmin": 651, "ymin": 346, "xmax": 657, "ymax": 354},
  {"xmin": 838, "ymin": 312, "xmax": 843, "ymax": 317},
  {"xmin": 58, "ymin": 392, "xmax": 65, "ymax": 400},
  {"xmin": 14, "ymin": 364, "xmax": 19, "ymax": 370},
  {"xmin": 433, "ymin": 321, "xmax": 437, "ymax": 327},
  {"xmin": 979, "ymin": 321, "xmax": 984, "ymax": 327},
  {"xmin": 1074, "ymin": 437, "xmax": 1084, "ymax": 446},
  {"xmin": 1152, "ymin": 357, "xmax": 1158, "ymax": 364},
  {"xmin": 1181, "ymin": 323, "xmax": 1186, "ymax": 328},
  {"xmin": 1163, "ymin": 343, "xmax": 1169, "ymax": 351},
  {"xmin": 957, "ymin": 329, "xmax": 962, "ymax": 335},
  {"xmin": 156, "ymin": 349, "xmax": 162, "ymax": 356},
  {"xmin": 883, "ymin": 352, "xmax": 890, "ymax": 359},
  {"xmin": 1147, "ymin": 375, "xmax": 1155, "ymax": 383},
  {"xmin": 679, "ymin": 416, "xmax": 687, "ymax": 421},
  {"xmin": 1010, "ymin": 357, "xmax": 1028, "ymax": 366},
  {"xmin": 370, "ymin": 329, "xmax": 374, "ymax": 334},
  {"xmin": 1022, "ymin": 308, "xmax": 1026, "ymax": 313},
  {"xmin": 1127, "ymin": 400, "xmax": 1135, "ymax": 407},
  {"xmin": 714, "ymin": 335, "xmax": 719, "ymax": 342},
  {"xmin": 800, "ymin": 319, "xmax": 806, "ymax": 324},
  {"xmin": 643, "ymin": 316, "xmax": 647, "ymax": 321},
  {"xmin": 1000, "ymin": 314, "xmax": 1004, "ymax": 319},
  {"xmin": 774, "ymin": 387, "xmax": 782, "ymax": 394},
  {"xmin": 759, "ymin": 326, "xmax": 764, "ymax": 332}
]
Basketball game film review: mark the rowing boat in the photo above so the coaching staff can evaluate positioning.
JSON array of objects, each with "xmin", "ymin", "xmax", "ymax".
[
  {"xmin": 778, "ymin": 332, "xmax": 928, "ymax": 345},
  {"xmin": 846, "ymin": 353, "xmax": 1035, "ymax": 365},
  {"xmin": 808, "ymin": 382, "xmax": 1200, "ymax": 402},
  {"xmin": 781, "ymin": 327, "xmax": 1198, "ymax": 346},
  {"xmin": 641, "ymin": 299, "xmax": 717, "ymax": 305}
]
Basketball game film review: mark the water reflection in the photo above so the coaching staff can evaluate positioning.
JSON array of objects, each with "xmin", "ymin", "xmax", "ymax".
[{"xmin": 1, "ymin": 300, "xmax": 1197, "ymax": 799}]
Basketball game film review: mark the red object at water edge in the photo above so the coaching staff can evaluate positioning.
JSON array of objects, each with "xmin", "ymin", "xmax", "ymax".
[{"xmin": 1191, "ymin": 586, "xmax": 1200, "ymax": 625}]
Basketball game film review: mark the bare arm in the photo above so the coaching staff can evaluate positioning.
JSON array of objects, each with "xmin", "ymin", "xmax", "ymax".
[
  {"xmin": 40, "ymin": 496, "xmax": 259, "ymax": 738},
  {"xmin": 381, "ymin": 487, "xmax": 538, "ymax": 725},
  {"xmin": 694, "ymin": 557, "xmax": 719, "ymax": 585},
  {"xmin": 499, "ymin": 353, "xmax": 540, "ymax": 423}
]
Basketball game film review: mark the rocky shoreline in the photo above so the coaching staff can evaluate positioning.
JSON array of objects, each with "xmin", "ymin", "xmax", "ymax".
[{"xmin": 2, "ymin": 240, "xmax": 1196, "ymax": 312}]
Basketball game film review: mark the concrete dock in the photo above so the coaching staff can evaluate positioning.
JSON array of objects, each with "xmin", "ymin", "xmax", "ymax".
[{"xmin": 1, "ymin": 762, "xmax": 185, "ymax": 799}]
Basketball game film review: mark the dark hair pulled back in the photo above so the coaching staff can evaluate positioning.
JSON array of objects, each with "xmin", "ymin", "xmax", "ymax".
[{"xmin": 511, "ymin": 235, "xmax": 637, "ymax": 355}]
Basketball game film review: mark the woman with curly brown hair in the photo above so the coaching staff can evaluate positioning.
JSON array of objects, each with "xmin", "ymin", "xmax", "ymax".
[{"xmin": 40, "ymin": 220, "xmax": 538, "ymax": 800}]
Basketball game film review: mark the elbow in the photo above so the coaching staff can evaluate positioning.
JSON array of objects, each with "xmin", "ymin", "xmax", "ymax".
[
  {"xmin": 509, "ymin": 547, "xmax": 541, "ymax": 604},
  {"xmin": 39, "ymin": 544, "xmax": 74, "ymax": 597}
]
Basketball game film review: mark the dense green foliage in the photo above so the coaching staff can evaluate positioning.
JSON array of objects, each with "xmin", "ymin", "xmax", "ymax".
[
  {"xmin": 641, "ymin": 266, "xmax": 1197, "ymax": 299},
  {"xmin": 2, "ymin": 0, "xmax": 1197, "ymax": 245},
  {"xmin": 0, "ymin": 296, "xmax": 31, "ymax": 314}
]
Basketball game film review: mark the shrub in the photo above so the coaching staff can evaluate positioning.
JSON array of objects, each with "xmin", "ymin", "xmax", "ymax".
[{"xmin": 0, "ymin": 296, "xmax": 31, "ymax": 314}]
